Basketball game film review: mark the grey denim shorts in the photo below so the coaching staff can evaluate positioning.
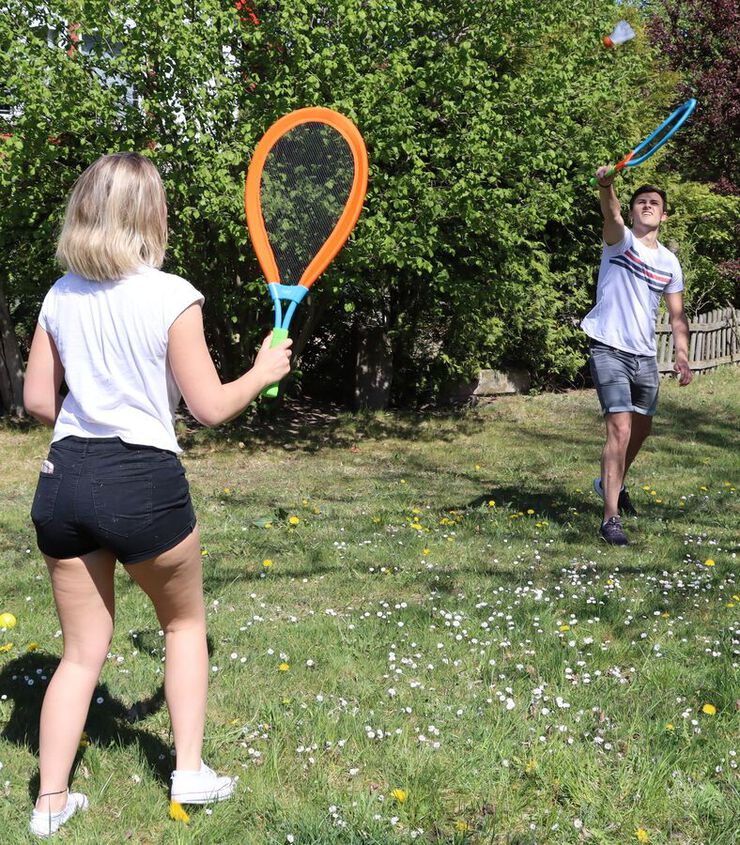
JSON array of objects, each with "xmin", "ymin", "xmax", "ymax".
[{"xmin": 589, "ymin": 340, "xmax": 659, "ymax": 416}]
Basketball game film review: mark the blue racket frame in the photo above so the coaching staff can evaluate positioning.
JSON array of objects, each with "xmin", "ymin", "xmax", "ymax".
[
  {"xmin": 624, "ymin": 98, "xmax": 697, "ymax": 167},
  {"xmin": 590, "ymin": 98, "xmax": 697, "ymax": 186}
]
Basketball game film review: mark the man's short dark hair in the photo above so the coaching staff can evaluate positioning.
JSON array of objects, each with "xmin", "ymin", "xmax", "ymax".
[{"xmin": 629, "ymin": 184, "xmax": 668, "ymax": 213}]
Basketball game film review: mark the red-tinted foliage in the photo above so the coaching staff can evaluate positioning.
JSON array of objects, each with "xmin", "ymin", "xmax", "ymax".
[{"xmin": 648, "ymin": 0, "xmax": 739, "ymax": 191}]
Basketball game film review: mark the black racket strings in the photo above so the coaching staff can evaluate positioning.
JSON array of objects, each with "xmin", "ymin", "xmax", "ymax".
[{"xmin": 260, "ymin": 122, "xmax": 355, "ymax": 285}]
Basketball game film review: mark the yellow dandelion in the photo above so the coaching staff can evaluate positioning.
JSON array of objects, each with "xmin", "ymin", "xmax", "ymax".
[
  {"xmin": 201, "ymin": 549, "xmax": 209, "ymax": 556},
  {"xmin": 488, "ymin": 500, "xmax": 496, "ymax": 507},
  {"xmin": 400, "ymin": 479, "xmax": 407, "ymax": 485},
  {"xmin": 635, "ymin": 828, "xmax": 650, "ymax": 843},
  {"xmin": 661, "ymin": 612, "xmax": 670, "ymax": 618},
  {"xmin": 559, "ymin": 624, "xmax": 570, "ymax": 632},
  {"xmin": 263, "ymin": 521, "xmax": 273, "ymax": 529},
  {"xmin": 0, "ymin": 642, "xmax": 13, "ymax": 653},
  {"xmin": 527, "ymin": 508, "xmax": 535, "ymax": 515},
  {"xmin": 525, "ymin": 758, "xmax": 538, "ymax": 774},
  {"xmin": 650, "ymin": 490, "xmax": 657, "ymax": 496},
  {"xmin": 643, "ymin": 485, "xmax": 651, "ymax": 491},
  {"xmin": 282, "ymin": 697, "xmax": 291, "ymax": 705},
  {"xmin": 169, "ymin": 800, "xmax": 190, "ymax": 824},
  {"xmin": 701, "ymin": 703, "xmax": 717, "ymax": 716},
  {"xmin": 0, "ymin": 612, "xmax": 16, "ymax": 629},
  {"xmin": 79, "ymin": 731, "xmax": 90, "ymax": 748},
  {"xmin": 302, "ymin": 499, "xmax": 309, "ymax": 506},
  {"xmin": 411, "ymin": 507, "xmax": 421, "ymax": 514},
  {"xmin": 665, "ymin": 723, "xmax": 674, "ymax": 731},
  {"xmin": 699, "ymin": 485, "xmax": 708, "ymax": 491},
  {"xmin": 391, "ymin": 788, "xmax": 407, "ymax": 803},
  {"xmin": 262, "ymin": 559, "xmax": 273, "ymax": 568},
  {"xmin": 704, "ymin": 559, "xmax": 716, "ymax": 567},
  {"xmin": 278, "ymin": 662, "xmax": 290, "ymax": 672},
  {"xmin": 288, "ymin": 515, "xmax": 300, "ymax": 525},
  {"xmin": 475, "ymin": 464, "xmax": 481, "ymax": 470},
  {"xmin": 422, "ymin": 548, "xmax": 430, "ymax": 556},
  {"xmin": 372, "ymin": 516, "xmax": 381, "ymax": 523},
  {"xmin": 223, "ymin": 487, "xmax": 231, "ymax": 494},
  {"xmin": 655, "ymin": 499, "xmax": 663, "ymax": 504},
  {"xmin": 27, "ymin": 642, "xmax": 39, "ymax": 652},
  {"xmin": 454, "ymin": 820, "xmax": 470, "ymax": 832}
]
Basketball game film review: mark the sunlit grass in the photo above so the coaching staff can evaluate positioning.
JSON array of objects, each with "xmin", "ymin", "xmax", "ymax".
[{"xmin": 0, "ymin": 369, "xmax": 738, "ymax": 844}]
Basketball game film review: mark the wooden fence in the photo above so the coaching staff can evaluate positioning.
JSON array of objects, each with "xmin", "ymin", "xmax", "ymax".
[{"xmin": 656, "ymin": 307, "xmax": 740, "ymax": 374}]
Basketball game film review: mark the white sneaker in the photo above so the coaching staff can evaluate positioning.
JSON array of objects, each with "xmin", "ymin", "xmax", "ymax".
[
  {"xmin": 30, "ymin": 792, "xmax": 88, "ymax": 838},
  {"xmin": 171, "ymin": 761, "xmax": 236, "ymax": 804}
]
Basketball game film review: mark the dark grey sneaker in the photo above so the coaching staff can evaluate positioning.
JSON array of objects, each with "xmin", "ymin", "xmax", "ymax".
[
  {"xmin": 600, "ymin": 516, "xmax": 629, "ymax": 546},
  {"xmin": 592, "ymin": 478, "xmax": 638, "ymax": 517}
]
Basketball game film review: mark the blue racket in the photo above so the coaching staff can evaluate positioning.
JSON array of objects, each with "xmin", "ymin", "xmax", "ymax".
[{"xmin": 589, "ymin": 98, "xmax": 697, "ymax": 186}]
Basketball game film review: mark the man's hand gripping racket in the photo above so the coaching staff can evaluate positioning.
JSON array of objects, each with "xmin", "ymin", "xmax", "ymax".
[{"xmin": 245, "ymin": 107, "xmax": 369, "ymax": 398}]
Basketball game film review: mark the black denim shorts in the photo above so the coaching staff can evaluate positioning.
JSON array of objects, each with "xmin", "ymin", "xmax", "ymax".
[{"xmin": 30, "ymin": 436, "xmax": 196, "ymax": 564}]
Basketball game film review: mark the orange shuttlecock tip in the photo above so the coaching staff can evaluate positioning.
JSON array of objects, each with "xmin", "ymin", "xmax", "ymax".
[{"xmin": 603, "ymin": 20, "xmax": 636, "ymax": 49}]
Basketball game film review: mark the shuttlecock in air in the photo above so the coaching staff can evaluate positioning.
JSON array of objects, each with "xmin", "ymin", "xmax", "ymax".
[{"xmin": 603, "ymin": 20, "xmax": 635, "ymax": 48}]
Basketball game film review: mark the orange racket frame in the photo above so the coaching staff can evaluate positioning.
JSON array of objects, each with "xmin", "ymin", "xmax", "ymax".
[
  {"xmin": 245, "ymin": 107, "xmax": 368, "ymax": 288},
  {"xmin": 244, "ymin": 107, "xmax": 368, "ymax": 396}
]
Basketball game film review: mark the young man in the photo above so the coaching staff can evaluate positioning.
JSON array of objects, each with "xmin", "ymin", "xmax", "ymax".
[{"xmin": 581, "ymin": 167, "xmax": 693, "ymax": 546}]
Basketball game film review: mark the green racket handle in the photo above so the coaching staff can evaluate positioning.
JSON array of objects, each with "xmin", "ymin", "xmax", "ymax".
[
  {"xmin": 589, "ymin": 165, "xmax": 617, "ymax": 187},
  {"xmin": 261, "ymin": 327, "xmax": 290, "ymax": 399}
]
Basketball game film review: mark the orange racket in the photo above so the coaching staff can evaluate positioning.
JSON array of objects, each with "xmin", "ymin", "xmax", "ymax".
[{"xmin": 244, "ymin": 107, "xmax": 369, "ymax": 397}]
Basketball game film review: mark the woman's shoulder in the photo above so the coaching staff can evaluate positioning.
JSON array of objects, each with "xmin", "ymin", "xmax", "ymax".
[{"xmin": 135, "ymin": 266, "xmax": 200, "ymax": 293}]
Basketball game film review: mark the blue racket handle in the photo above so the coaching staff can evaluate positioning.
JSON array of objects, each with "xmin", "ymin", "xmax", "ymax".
[{"xmin": 261, "ymin": 327, "xmax": 290, "ymax": 399}]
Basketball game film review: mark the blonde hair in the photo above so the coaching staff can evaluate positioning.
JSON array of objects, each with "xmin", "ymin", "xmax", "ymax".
[{"xmin": 56, "ymin": 152, "xmax": 168, "ymax": 281}]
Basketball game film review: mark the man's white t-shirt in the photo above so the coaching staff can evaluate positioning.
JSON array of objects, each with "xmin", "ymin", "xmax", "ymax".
[
  {"xmin": 581, "ymin": 227, "xmax": 683, "ymax": 356},
  {"xmin": 39, "ymin": 267, "xmax": 204, "ymax": 453}
]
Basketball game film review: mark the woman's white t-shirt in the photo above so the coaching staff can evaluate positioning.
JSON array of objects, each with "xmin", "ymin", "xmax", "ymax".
[{"xmin": 39, "ymin": 267, "xmax": 204, "ymax": 453}]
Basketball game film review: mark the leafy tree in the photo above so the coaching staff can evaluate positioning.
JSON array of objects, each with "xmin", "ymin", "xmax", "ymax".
[
  {"xmin": 0, "ymin": 0, "xmax": 727, "ymax": 413},
  {"xmin": 645, "ymin": 0, "xmax": 739, "ymax": 192}
]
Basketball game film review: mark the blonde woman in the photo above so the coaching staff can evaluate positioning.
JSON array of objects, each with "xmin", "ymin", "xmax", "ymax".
[{"xmin": 23, "ymin": 152, "xmax": 292, "ymax": 837}]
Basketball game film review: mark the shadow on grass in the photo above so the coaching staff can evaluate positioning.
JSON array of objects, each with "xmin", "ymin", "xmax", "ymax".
[
  {"xmin": 178, "ymin": 398, "xmax": 492, "ymax": 456},
  {"xmin": 0, "ymin": 630, "xmax": 216, "ymax": 802},
  {"xmin": 0, "ymin": 651, "xmax": 169, "ymax": 802}
]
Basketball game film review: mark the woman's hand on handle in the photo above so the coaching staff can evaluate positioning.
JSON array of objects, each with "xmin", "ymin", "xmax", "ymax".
[{"xmin": 253, "ymin": 333, "xmax": 293, "ymax": 390}]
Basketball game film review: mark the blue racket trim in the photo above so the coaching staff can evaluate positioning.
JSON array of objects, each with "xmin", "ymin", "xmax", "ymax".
[
  {"xmin": 627, "ymin": 98, "xmax": 697, "ymax": 167},
  {"xmin": 268, "ymin": 283, "xmax": 309, "ymax": 333}
]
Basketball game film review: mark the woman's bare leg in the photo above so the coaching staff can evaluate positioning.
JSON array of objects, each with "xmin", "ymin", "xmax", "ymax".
[
  {"xmin": 124, "ymin": 528, "xmax": 207, "ymax": 771},
  {"xmin": 36, "ymin": 549, "xmax": 116, "ymax": 813}
]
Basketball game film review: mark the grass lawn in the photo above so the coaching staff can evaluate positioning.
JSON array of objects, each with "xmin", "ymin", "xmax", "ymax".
[{"xmin": 0, "ymin": 368, "xmax": 738, "ymax": 844}]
